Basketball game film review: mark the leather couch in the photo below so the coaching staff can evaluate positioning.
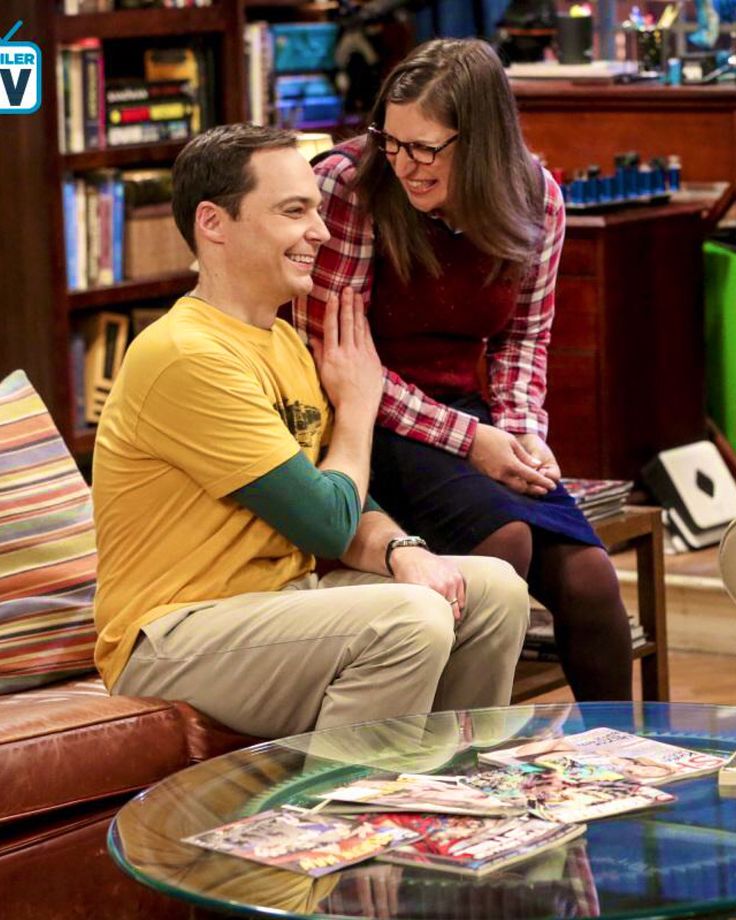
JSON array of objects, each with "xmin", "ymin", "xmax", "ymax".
[{"xmin": 0, "ymin": 674, "xmax": 257, "ymax": 918}]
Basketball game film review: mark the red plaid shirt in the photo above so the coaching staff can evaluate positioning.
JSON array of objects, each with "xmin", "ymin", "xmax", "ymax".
[{"xmin": 294, "ymin": 141, "xmax": 565, "ymax": 456}]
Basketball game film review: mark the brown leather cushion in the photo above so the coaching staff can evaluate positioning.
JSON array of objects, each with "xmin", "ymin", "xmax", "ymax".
[
  {"xmin": 0, "ymin": 677, "xmax": 192, "ymax": 824},
  {"xmin": 0, "ymin": 800, "xmax": 191, "ymax": 919}
]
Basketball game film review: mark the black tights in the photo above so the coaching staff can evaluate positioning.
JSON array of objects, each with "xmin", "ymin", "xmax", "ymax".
[{"xmin": 472, "ymin": 522, "xmax": 633, "ymax": 702}]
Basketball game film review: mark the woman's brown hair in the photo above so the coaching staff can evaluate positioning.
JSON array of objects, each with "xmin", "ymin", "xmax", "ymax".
[{"xmin": 353, "ymin": 38, "xmax": 544, "ymax": 283}]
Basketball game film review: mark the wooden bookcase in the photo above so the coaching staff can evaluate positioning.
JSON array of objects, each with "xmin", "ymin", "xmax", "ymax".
[{"xmin": 0, "ymin": 0, "xmax": 248, "ymax": 458}]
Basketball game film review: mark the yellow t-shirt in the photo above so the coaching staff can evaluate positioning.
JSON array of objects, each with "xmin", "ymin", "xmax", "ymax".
[{"xmin": 92, "ymin": 296, "xmax": 331, "ymax": 689}]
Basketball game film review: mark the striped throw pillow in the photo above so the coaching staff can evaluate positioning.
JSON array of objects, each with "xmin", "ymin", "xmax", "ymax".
[{"xmin": 0, "ymin": 370, "xmax": 97, "ymax": 693}]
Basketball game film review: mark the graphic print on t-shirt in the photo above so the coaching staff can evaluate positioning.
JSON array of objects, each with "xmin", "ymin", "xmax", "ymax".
[{"xmin": 275, "ymin": 399, "xmax": 322, "ymax": 448}]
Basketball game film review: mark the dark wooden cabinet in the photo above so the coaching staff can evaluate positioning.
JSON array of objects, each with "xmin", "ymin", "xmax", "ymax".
[
  {"xmin": 513, "ymin": 81, "xmax": 736, "ymax": 184},
  {"xmin": 547, "ymin": 202, "xmax": 707, "ymax": 481}
]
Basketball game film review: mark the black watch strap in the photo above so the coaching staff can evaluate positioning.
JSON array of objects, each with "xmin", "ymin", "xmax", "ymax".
[{"xmin": 385, "ymin": 536, "xmax": 428, "ymax": 576}]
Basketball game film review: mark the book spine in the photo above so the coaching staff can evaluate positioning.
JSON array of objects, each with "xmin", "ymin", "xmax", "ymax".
[
  {"xmin": 81, "ymin": 42, "xmax": 102, "ymax": 149},
  {"xmin": 107, "ymin": 119, "xmax": 191, "ymax": 146},
  {"xmin": 97, "ymin": 173, "xmax": 114, "ymax": 287},
  {"xmin": 69, "ymin": 330, "xmax": 87, "ymax": 433},
  {"xmin": 56, "ymin": 51, "xmax": 67, "ymax": 154},
  {"xmin": 67, "ymin": 46, "xmax": 85, "ymax": 154},
  {"xmin": 74, "ymin": 177, "xmax": 88, "ymax": 290},
  {"xmin": 108, "ymin": 99, "xmax": 193, "ymax": 125},
  {"xmin": 112, "ymin": 177, "xmax": 125, "ymax": 283},
  {"xmin": 85, "ymin": 180, "xmax": 101, "ymax": 287},
  {"xmin": 62, "ymin": 176, "xmax": 78, "ymax": 291},
  {"xmin": 106, "ymin": 80, "xmax": 192, "ymax": 104}
]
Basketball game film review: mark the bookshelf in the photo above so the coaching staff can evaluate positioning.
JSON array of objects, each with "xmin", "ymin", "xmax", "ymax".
[{"xmin": 0, "ymin": 0, "xmax": 248, "ymax": 459}]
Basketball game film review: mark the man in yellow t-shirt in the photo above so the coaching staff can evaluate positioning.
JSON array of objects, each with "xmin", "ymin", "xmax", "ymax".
[{"xmin": 92, "ymin": 124, "xmax": 528, "ymax": 739}]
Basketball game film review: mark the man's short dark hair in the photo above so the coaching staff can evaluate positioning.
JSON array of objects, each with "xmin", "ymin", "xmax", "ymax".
[{"xmin": 172, "ymin": 123, "xmax": 297, "ymax": 253}]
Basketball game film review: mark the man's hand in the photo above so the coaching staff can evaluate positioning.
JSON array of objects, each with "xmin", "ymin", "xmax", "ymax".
[
  {"xmin": 310, "ymin": 287, "xmax": 383, "ymax": 419},
  {"xmin": 515, "ymin": 433, "xmax": 561, "ymax": 484},
  {"xmin": 468, "ymin": 423, "xmax": 556, "ymax": 496},
  {"xmin": 389, "ymin": 547, "xmax": 466, "ymax": 622}
]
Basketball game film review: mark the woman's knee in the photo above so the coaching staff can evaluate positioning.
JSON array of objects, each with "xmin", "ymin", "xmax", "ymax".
[{"xmin": 470, "ymin": 521, "xmax": 533, "ymax": 579}]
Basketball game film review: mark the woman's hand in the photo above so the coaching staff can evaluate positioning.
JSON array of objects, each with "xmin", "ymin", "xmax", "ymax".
[
  {"xmin": 468, "ymin": 424, "xmax": 557, "ymax": 496},
  {"xmin": 310, "ymin": 287, "xmax": 383, "ymax": 419},
  {"xmin": 515, "ymin": 433, "xmax": 561, "ymax": 483}
]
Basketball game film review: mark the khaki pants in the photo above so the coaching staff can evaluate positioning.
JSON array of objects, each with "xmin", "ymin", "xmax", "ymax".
[{"xmin": 113, "ymin": 556, "xmax": 528, "ymax": 739}]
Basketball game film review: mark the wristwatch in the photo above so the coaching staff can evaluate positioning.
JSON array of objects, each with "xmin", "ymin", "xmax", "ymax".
[{"xmin": 385, "ymin": 535, "xmax": 428, "ymax": 576}]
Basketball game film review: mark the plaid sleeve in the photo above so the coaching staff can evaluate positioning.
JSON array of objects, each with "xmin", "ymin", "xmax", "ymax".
[
  {"xmin": 485, "ymin": 168, "xmax": 565, "ymax": 440},
  {"xmin": 294, "ymin": 150, "xmax": 478, "ymax": 456}
]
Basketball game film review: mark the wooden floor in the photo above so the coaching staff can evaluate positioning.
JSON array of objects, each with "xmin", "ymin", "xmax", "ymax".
[{"xmin": 532, "ymin": 649, "xmax": 736, "ymax": 705}]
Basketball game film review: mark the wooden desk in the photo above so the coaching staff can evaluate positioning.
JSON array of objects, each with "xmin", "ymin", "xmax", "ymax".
[
  {"xmin": 512, "ymin": 506, "xmax": 669, "ymax": 702},
  {"xmin": 547, "ymin": 201, "xmax": 707, "ymax": 480}
]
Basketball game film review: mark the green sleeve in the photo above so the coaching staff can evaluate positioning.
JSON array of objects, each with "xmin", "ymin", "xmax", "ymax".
[{"xmin": 230, "ymin": 452, "xmax": 361, "ymax": 558}]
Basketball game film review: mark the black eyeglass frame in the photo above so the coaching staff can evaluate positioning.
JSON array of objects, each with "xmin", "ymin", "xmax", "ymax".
[{"xmin": 368, "ymin": 124, "xmax": 459, "ymax": 165}]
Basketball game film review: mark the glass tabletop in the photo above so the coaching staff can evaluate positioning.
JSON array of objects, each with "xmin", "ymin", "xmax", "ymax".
[{"xmin": 109, "ymin": 702, "xmax": 736, "ymax": 919}]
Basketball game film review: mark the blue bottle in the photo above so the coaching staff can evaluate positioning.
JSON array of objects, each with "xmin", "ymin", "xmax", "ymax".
[{"xmin": 667, "ymin": 155, "xmax": 682, "ymax": 190}]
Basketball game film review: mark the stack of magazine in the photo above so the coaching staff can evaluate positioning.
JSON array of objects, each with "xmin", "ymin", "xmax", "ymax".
[
  {"xmin": 561, "ymin": 478, "xmax": 634, "ymax": 523},
  {"xmin": 522, "ymin": 607, "xmax": 646, "ymax": 661},
  {"xmin": 181, "ymin": 729, "xmax": 727, "ymax": 879}
]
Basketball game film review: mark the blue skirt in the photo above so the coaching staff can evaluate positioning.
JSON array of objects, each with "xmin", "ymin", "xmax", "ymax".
[{"xmin": 370, "ymin": 394, "xmax": 602, "ymax": 554}]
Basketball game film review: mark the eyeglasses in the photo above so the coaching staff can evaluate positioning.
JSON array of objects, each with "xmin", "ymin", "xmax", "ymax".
[{"xmin": 368, "ymin": 124, "xmax": 459, "ymax": 165}]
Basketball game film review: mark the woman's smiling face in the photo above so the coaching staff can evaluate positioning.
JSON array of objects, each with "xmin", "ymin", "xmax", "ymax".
[{"xmin": 382, "ymin": 101, "xmax": 457, "ymax": 217}]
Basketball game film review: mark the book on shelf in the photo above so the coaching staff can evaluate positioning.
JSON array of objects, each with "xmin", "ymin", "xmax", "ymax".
[
  {"xmin": 479, "ymin": 727, "xmax": 729, "ymax": 785},
  {"xmin": 117, "ymin": 0, "xmax": 213, "ymax": 7},
  {"xmin": 182, "ymin": 808, "xmax": 423, "ymax": 877},
  {"xmin": 245, "ymin": 21, "xmax": 273, "ymax": 126},
  {"xmin": 521, "ymin": 607, "xmax": 646, "ymax": 661},
  {"xmin": 144, "ymin": 44, "xmax": 214, "ymax": 135},
  {"xmin": 57, "ymin": 39, "xmax": 105, "ymax": 153},
  {"xmin": 107, "ymin": 97, "xmax": 194, "ymax": 126},
  {"xmin": 274, "ymin": 73, "xmax": 343, "ymax": 129},
  {"xmin": 64, "ymin": 1, "xmax": 213, "ymax": 10},
  {"xmin": 82, "ymin": 312, "xmax": 129, "ymax": 424},
  {"xmin": 62, "ymin": 170, "xmax": 125, "ymax": 291},
  {"xmin": 374, "ymin": 813, "xmax": 586, "ymax": 876},
  {"xmin": 63, "ymin": 0, "xmax": 114, "ymax": 14},
  {"xmin": 561, "ymin": 477, "xmax": 634, "ymax": 523}
]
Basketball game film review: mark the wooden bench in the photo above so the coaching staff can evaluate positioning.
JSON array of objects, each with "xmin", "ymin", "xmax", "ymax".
[{"xmin": 511, "ymin": 506, "xmax": 669, "ymax": 703}]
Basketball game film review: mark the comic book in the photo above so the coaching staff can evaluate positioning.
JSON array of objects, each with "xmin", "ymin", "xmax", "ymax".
[
  {"xmin": 313, "ymin": 773, "xmax": 525, "ymax": 816},
  {"xmin": 373, "ymin": 813, "xmax": 586, "ymax": 876},
  {"xmin": 463, "ymin": 767, "xmax": 675, "ymax": 824},
  {"xmin": 183, "ymin": 808, "xmax": 423, "ymax": 877},
  {"xmin": 479, "ymin": 727, "xmax": 728, "ymax": 785}
]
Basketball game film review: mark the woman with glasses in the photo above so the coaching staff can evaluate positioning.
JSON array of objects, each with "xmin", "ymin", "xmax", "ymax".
[{"xmin": 295, "ymin": 37, "xmax": 632, "ymax": 703}]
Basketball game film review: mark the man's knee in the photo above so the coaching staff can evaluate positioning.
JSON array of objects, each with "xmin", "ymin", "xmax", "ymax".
[
  {"xmin": 458, "ymin": 555, "xmax": 530, "ymax": 631},
  {"xmin": 376, "ymin": 583, "xmax": 456, "ymax": 659}
]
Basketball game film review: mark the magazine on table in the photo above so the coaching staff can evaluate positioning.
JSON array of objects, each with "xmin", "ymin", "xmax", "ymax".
[
  {"xmin": 313, "ymin": 773, "xmax": 526, "ymax": 816},
  {"xmin": 373, "ymin": 813, "xmax": 586, "ymax": 876},
  {"xmin": 182, "ymin": 808, "xmax": 423, "ymax": 877},
  {"xmin": 479, "ymin": 727, "xmax": 728, "ymax": 785},
  {"xmin": 463, "ymin": 767, "xmax": 675, "ymax": 823}
]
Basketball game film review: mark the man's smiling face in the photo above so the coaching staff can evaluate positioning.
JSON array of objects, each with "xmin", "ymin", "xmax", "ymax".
[{"xmin": 222, "ymin": 147, "xmax": 330, "ymax": 304}]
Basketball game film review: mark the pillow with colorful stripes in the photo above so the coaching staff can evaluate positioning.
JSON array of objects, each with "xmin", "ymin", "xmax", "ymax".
[{"xmin": 0, "ymin": 370, "xmax": 97, "ymax": 693}]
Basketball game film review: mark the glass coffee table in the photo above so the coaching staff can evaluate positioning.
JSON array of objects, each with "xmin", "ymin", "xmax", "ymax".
[{"xmin": 109, "ymin": 702, "xmax": 736, "ymax": 918}]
